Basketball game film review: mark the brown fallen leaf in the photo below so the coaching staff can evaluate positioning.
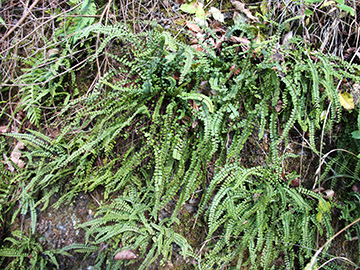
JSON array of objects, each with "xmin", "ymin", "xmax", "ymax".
[
  {"xmin": 230, "ymin": 36, "xmax": 250, "ymax": 44},
  {"xmin": 0, "ymin": 126, "xmax": 7, "ymax": 133},
  {"xmin": 4, "ymin": 141, "xmax": 25, "ymax": 172},
  {"xmin": 212, "ymin": 21, "xmax": 226, "ymax": 34},
  {"xmin": 271, "ymin": 52, "xmax": 285, "ymax": 62},
  {"xmin": 186, "ymin": 21, "xmax": 202, "ymax": 33},
  {"xmin": 114, "ymin": 250, "xmax": 138, "ymax": 260},
  {"xmin": 275, "ymin": 100, "xmax": 283, "ymax": 112},
  {"xmin": 344, "ymin": 47, "xmax": 356, "ymax": 60},
  {"xmin": 191, "ymin": 44, "xmax": 203, "ymax": 52},
  {"xmin": 230, "ymin": 64, "xmax": 241, "ymax": 75},
  {"xmin": 313, "ymin": 187, "xmax": 325, "ymax": 193},
  {"xmin": 323, "ymin": 189, "xmax": 335, "ymax": 199},
  {"xmin": 232, "ymin": 1, "xmax": 259, "ymax": 21},
  {"xmin": 282, "ymin": 30, "xmax": 294, "ymax": 47},
  {"xmin": 290, "ymin": 178, "xmax": 300, "ymax": 188}
]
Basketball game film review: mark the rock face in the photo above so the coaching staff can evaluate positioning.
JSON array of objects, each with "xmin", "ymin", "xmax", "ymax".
[{"xmin": 12, "ymin": 193, "xmax": 99, "ymax": 269}]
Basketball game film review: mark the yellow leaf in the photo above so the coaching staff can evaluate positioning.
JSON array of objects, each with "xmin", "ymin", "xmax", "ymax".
[
  {"xmin": 318, "ymin": 200, "xmax": 331, "ymax": 212},
  {"xmin": 316, "ymin": 212, "xmax": 323, "ymax": 223},
  {"xmin": 339, "ymin": 92, "xmax": 354, "ymax": 110},
  {"xmin": 260, "ymin": 1, "xmax": 267, "ymax": 15},
  {"xmin": 317, "ymin": 200, "xmax": 331, "ymax": 223}
]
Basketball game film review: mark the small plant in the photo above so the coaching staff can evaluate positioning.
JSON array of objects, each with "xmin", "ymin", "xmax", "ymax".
[
  {"xmin": 74, "ymin": 184, "xmax": 196, "ymax": 269},
  {"xmin": 0, "ymin": 230, "xmax": 70, "ymax": 269}
]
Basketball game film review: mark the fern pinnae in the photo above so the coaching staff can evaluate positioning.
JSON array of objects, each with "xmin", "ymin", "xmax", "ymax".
[
  {"xmin": 198, "ymin": 163, "xmax": 240, "ymax": 216},
  {"xmin": 179, "ymin": 46, "xmax": 194, "ymax": 85}
]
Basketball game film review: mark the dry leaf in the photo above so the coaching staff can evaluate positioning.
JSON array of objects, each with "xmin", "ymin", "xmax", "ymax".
[
  {"xmin": 0, "ymin": 126, "xmax": 7, "ymax": 133},
  {"xmin": 339, "ymin": 92, "xmax": 354, "ymax": 110},
  {"xmin": 271, "ymin": 52, "xmax": 284, "ymax": 62},
  {"xmin": 47, "ymin": 48, "xmax": 60, "ymax": 58},
  {"xmin": 192, "ymin": 119, "xmax": 199, "ymax": 129},
  {"xmin": 212, "ymin": 21, "xmax": 226, "ymax": 34},
  {"xmin": 344, "ymin": 47, "xmax": 356, "ymax": 60},
  {"xmin": 186, "ymin": 21, "xmax": 202, "ymax": 33},
  {"xmin": 230, "ymin": 36, "xmax": 250, "ymax": 44},
  {"xmin": 275, "ymin": 100, "xmax": 283, "ymax": 112},
  {"xmin": 163, "ymin": 0, "xmax": 170, "ymax": 8},
  {"xmin": 323, "ymin": 189, "xmax": 335, "ymax": 199},
  {"xmin": 290, "ymin": 178, "xmax": 300, "ymax": 188},
  {"xmin": 351, "ymin": 83, "xmax": 360, "ymax": 106},
  {"xmin": 252, "ymin": 193, "xmax": 261, "ymax": 201},
  {"xmin": 191, "ymin": 44, "xmax": 203, "ymax": 52},
  {"xmin": 313, "ymin": 187, "xmax": 325, "ymax": 193},
  {"xmin": 230, "ymin": 64, "xmax": 241, "ymax": 75},
  {"xmin": 4, "ymin": 141, "xmax": 25, "ymax": 172},
  {"xmin": 232, "ymin": 1, "xmax": 258, "ymax": 21},
  {"xmin": 192, "ymin": 100, "xmax": 199, "ymax": 111},
  {"xmin": 11, "ymin": 141, "xmax": 24, "ymax": 169},
  {"xmin": 209, "ymin": 7, "xmax": 224, "ymax": 23},
  {"xmin": 114, "ymin": 250, "xmax": 138, "ymax": 260},
  {"xmin": 282, "ymin": 31, "xmax": 294, "ymax": 47}
]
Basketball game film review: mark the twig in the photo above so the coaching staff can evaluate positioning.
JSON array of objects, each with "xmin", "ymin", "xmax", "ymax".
[
  {"xmin": 0, "ymin": 0, "xmax": 41, "ymax": 43},
  {"xmin": 0, "ymin": 2, "xmax": 83, "ymax": 56}
]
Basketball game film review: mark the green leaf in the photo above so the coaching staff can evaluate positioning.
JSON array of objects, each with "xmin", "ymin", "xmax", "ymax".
[
  {"xmin": 334, "ymin": 0, "xmax": 344, "ymax": 4},
  {"xmin": 179, "ymin": 93, "xmax": 214, "ymax": 113},
  {"xmin": 304, "ymin": 9, "xmax": 313, "ymax": 16},
  {"xmin": 337, "ymin": 4, "xmax": 355, "ymax": 16},
  {"xmin": 0, "ymin": 17, "xmax": 7, "ymax": 28},
  {"xmin": 304, "ymin": 0, "xmax": 322, "ymax": 3},
  {"xmin": 180, "ymin": 3, "xmax": 197, "ymax": 14},
  {"xmin": 351, "ymin": 130, "xmax": 360, "ymax": 139}
]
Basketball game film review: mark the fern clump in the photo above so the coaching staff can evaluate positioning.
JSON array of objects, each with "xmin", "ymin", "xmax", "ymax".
[
  {"xmin": 199, "ymin": 160, "xmax": 333, "ymax": 269},
  {"xmin": 2, "ymin": 14, "xmax": 360, "ymax": 269},
  {"xmin": 76, "ymin": 184, "xmax": 196, "ymax": 270}
]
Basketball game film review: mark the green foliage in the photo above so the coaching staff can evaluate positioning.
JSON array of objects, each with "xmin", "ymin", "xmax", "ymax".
[
  {"xmin": 2, "ymin": 11, "xmax": 360, "ymax": 269},
  {"xmin": 75, "ymin": 184, "xmax": 195, "ymax": 269},
  {"xmin": 0, "ymin": 230, "xmax": 71, "ymax": 269},
  {"xmin": 56, "ymin": 0, "xmax": 97, "ymax": 45},
  {"xmin": 198, "ymin": 160, "xmax": 333, "ymax": 269}
]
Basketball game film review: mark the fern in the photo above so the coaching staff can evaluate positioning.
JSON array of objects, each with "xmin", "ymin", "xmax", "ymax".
[
  {"xmin": 3, "ymin": 16, "xmax": 360, "ymax": 270},
  {"xmin": 77, "ymin": 186, "xmax": 196, "ymax": 269}
]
